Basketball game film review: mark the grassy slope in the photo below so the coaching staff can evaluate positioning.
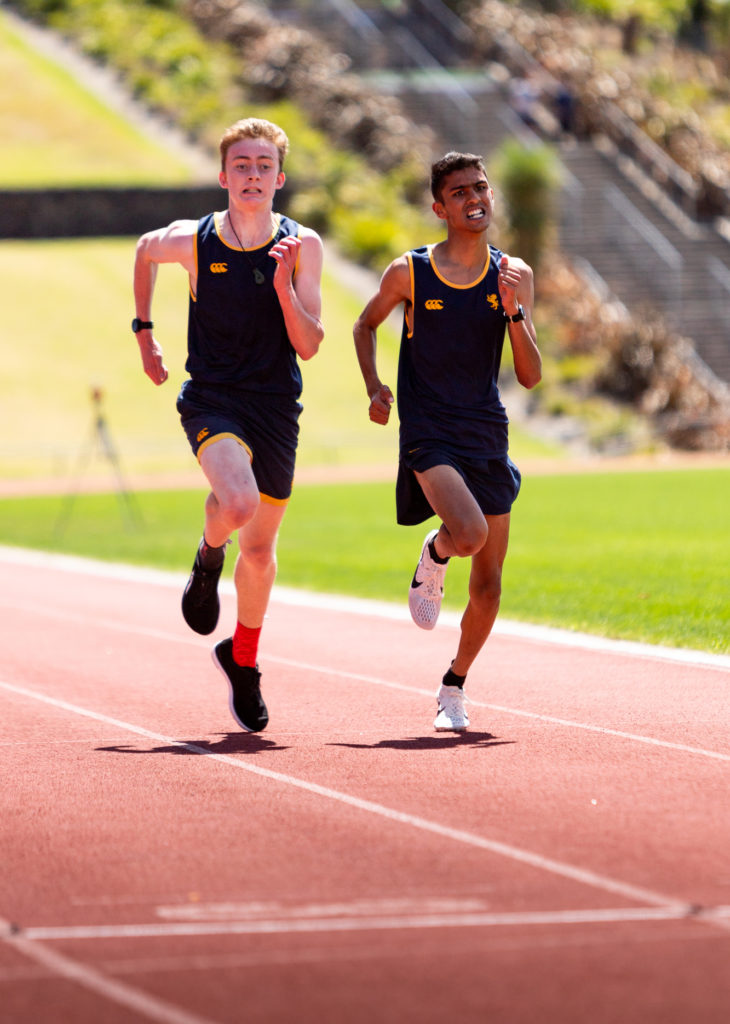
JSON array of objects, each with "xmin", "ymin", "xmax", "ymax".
[
  {"xmin": 0, "ymin": 11, "xmax": 194, "ymax": 186},
  {"xmin": 0, "ymin": 236, "xmax": 396, "ymax": 478}
]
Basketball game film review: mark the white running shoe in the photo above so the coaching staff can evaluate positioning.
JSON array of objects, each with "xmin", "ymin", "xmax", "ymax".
[
  {"xmin": 408, "ymin": 529, "xmax": 449, "ymax": 630},
  {"xmin": 434, "ymin": 683, "xmax": 470, "ymax": 732}
]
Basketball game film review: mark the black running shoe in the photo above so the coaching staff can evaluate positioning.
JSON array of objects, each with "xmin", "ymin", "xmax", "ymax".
[
  {"xmin": 212, "ymin": 639, "xmax": 269, "ymax": 732},
  {"xmin": 181, "ymin": 548, "xmax": 224, "ymax": 635}
]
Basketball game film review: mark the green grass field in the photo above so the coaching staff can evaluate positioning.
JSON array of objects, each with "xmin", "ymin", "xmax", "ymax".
[{"xmin": 0, "ymin": 468, "xmax": 727, "ymax": 654}]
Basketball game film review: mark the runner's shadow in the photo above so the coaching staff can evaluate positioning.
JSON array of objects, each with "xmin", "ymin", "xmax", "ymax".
[
  {"xmin": 330, "ymin": 732, "xmax": 514, "ymax": 751},
  {"xmin": 97, "ymin": 733, "xmax": 287, "ymax": 756}
]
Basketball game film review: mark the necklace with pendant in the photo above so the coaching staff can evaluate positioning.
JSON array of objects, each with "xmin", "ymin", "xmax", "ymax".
[{"xmin": 227, "ymin": 214, "xmax": 273, "ymax": 285}]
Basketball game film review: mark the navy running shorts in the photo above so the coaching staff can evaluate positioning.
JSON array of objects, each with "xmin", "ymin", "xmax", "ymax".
[
  {"xmin": 177, "ymin": 380, "xmax": 301, "ymax": 503},
  {"xmin": 396, "ymin": 445, "xmax": 522, "ymax": 526}
]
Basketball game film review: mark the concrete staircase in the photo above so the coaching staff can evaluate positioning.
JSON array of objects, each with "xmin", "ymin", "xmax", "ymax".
[
  {"xmin": 270, "ymin": 0, "xmax": 730, "ymax": 385},
  {"xmin": 557, "ymin": 141, "xmax": 730, "ymax": 385}
]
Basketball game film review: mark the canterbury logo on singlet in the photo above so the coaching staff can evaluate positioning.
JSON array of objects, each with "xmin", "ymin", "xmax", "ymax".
[
  {"xmin": 425, "ymin": 299, "xmax": 444, "ymax": 310},
  {"xmin": 210, "ymin": 262, "xmax": 228, "ymax": 273},
  {"xmin": 487, "ymin": 293, "xmax": 499, "ymax": 310},
  {"xmin": 197, "ymin": 428, "xmax": 210, "ymax": 443}
]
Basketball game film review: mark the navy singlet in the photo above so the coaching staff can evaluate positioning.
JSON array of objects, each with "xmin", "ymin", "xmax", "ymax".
[{"xmin": 397, "ymin": 243, "xmax": 510, "ymax": 459}]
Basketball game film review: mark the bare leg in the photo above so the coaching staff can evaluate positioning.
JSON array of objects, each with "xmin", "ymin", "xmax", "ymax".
[
  {"xmin": 415, "ymin": 464, "xmax": 488, "ymax": 559},
  {"xmin": 199, "ymin": 437, "xmax": 260, "ymax": 547},
  {"xmin": 452, "ymin": 513, "xmax": 510, "ymax": 675},
  {"xmin": 415, "ymin": 464, "xmax": 511, "ymax": 674},
  {"xmin": 234, "ymin": 500, "xmax": 288, "ymax": 628},
  {"xmin": 182, "ymin": 437, "xmax": 263, "ymax": 636},
  {"xmin": 200, "ymin": 437, "xmax": 289, "ymax": 625}
]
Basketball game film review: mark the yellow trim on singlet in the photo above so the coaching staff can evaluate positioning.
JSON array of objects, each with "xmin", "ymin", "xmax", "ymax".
[
  {"xmin": 213, "ymin": 210, "xmax": 281, "ymax": 251},
  {"xmin": 405, "ymin": 251, "xmax": 415, "ymax": 339},
  {"xmin": 190, "ymin": 229, "xmax": 199, "ymax": 302},
  {"xmin": 427, "ymin": 243, "xmax": 490, "ymax": 289},
  {"xmin": 292, "ymin": 228, "xmax": 302, "ymax": 278}
]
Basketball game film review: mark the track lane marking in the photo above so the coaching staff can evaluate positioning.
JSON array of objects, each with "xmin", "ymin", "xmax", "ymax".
[
  {"xmin": 3, "ymin": 599, "xmax": 729, "ymax": 763},
  {"xmin": 265, "ymin": 655, "xmax": 730, "ymax": 763},
  {"xmin": 10, "ymin": 905, "xmax": 730, "ymax": 942},
  {"xmin": 0, "ymin": 916, "xmax": 217, "ymax": 1024},
  {"xmin": 0, "ymin": 679, "xmax": 699, "ymax": 912}
]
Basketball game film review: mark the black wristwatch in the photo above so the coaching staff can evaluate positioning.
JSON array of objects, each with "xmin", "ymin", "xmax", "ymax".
[
  {"xmin": 132, "ymin": 318, "xmax": 154, "ymax": 333},
  {"xmin": 504, "ymin": 305, "xmax": 525, "ymax": 323}
]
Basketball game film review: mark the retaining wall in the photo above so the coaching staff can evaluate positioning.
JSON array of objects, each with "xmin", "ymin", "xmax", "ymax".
[{"xmin": 0, "ymin": 185, "xmax": 292, "ymax": 238}]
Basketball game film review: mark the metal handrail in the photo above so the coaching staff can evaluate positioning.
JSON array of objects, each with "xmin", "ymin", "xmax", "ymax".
[
  {"xmin": 483, "ymin": 23, "xmax": 728, "ymax": 223},
  {"xmin": 605, "ymin": 185, "xmax": 683, "ymax": 273},
  {"xmin": 411, "ymin": 0, "xmax": 474, "ymax": 49},
  {"xmin": 600, "ymin": 104, "xmax": 698, "ymax": 210}
]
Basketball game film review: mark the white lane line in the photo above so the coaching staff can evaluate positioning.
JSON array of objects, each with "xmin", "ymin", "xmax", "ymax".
[
  {"xmin": 272, "ymin": 586, "xmax": 730, "ymax": 672},
  {"xmin": 2, "ymin": 544, "xmax": 729, "ymax": 671},
  {"xmin": 4, "ymin": 599, "xmax": 729, "ymax": 763},
  {"xmin": 0, "ymin": 917, "xmax": 218, "ymax": 1024},
  {"xmin": 265, "ymin": 655, "xmax": 730, "ymax": 763},
  {"xmin": 0, "ymin": 679, "xmax": 692, "ymax": 912},
  {"xmin": 13, "ymin": 905, "xmax": 730, "ymax": 942}
]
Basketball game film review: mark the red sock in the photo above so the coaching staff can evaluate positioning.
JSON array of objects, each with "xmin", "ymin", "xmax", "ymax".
[{"xmin": 232, "ymin": 622, "xmax": 261, "ymax": 667}]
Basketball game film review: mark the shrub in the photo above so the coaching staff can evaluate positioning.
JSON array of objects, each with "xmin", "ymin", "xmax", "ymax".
[{"xmin": 491, "ymin": 140, "xmax": 561, "ymax": 270}]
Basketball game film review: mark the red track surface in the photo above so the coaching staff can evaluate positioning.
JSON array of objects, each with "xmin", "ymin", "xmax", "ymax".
[{"xmin": 2, "ymin": 547, "xmax": 729, "ymax": 1023}]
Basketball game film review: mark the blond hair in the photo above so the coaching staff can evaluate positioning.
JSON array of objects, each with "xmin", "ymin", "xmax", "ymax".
[{"xmin": 219, "ymin": 118, "xmax": 289, "ymax": 171}]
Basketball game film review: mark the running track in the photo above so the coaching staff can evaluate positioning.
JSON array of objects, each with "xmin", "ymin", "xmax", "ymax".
[{"xmin": 2, "ymin": 546, "xmax": 729, "ymax": 1023}]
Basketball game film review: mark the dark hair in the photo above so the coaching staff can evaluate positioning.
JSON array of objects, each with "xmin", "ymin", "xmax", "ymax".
[{"xmin": 430, "ymin": 151, "xmax": 487, "ymax": 202}]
